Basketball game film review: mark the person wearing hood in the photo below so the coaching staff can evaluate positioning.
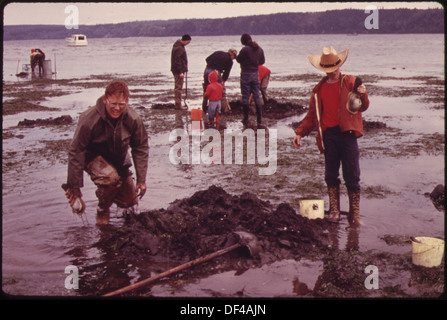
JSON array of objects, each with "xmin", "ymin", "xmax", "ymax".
[
  {"xmin": 204, "ymin": 70, "xmax": 223, "ymax": 126},
  {"xmin": 170, "ymin": 34, "xmax": 191, "ymax": 110},
  {"xmin": 293, "ymin": 46, "xmax": 369, "ymax": 227},
  {"xmin": 236, "ymin": 33, "xmax": 265, "ymax": 126},
  {"xmin": 64, "ymin": 80, "xmax": 149, "ymax": 225}
]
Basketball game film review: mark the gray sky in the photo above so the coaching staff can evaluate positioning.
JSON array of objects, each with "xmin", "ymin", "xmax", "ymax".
[{"xmin": 3, "ymin": 2, "xmax": 443, "ymax": 25}]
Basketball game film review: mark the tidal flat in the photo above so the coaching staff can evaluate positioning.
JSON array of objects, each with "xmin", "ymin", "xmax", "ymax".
[{"xmin": 2, "ymin": 72, "xmax": 444, "ymax": 298}]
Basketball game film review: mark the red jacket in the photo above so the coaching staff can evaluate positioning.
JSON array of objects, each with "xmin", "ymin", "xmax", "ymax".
[
  {"xmin": 259, "ymin": 65, "xmax": 271, "ymax": 80},
  {"xmin": 204, "ymin": 71, "xmax": 223, "ymax": 101},
  {"xmin": 295, "ymin": 74, "xmax": 370, "ymax": 153}
]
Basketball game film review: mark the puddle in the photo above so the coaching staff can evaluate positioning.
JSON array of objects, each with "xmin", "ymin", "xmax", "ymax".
[{"xmin": 150, "ymin": 259, "xmax": 323, "ymax": 297}]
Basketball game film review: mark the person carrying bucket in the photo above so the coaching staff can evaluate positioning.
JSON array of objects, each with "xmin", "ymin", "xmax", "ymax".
[
  {"xmin": 204, "ymin": 70, "xmax": 223, "ymax": 126},
  {"xmin": 293, "ymin": 46, "xmax": 370, "ymax": 227}
]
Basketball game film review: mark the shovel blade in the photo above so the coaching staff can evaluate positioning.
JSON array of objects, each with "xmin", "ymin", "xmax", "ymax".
[{"xmin": 234, "ymin": 231, "xmax": 261, "ymax": 258}]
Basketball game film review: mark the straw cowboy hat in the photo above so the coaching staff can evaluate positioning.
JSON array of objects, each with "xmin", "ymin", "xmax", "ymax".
[{"xmin": 308, "ymin": 46, "xmax": 349, "ymax": 73}]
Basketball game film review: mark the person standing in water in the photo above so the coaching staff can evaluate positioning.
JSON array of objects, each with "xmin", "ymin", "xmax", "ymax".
[{"xmin": 293, "ymin": 46, "xmax": 369, "ymax": 227}]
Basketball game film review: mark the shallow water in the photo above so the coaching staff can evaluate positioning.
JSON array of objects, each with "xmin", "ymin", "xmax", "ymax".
[{"xmin": 2, "ymin": 34, "xmax": 444, "ymax": 297}]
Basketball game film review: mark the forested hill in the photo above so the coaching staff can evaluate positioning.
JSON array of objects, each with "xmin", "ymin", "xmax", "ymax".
[{"xmin": 3, "ymin": 8, "xmax": 444, "ymax": 41}]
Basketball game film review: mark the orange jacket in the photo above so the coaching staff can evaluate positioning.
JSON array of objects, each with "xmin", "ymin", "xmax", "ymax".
[
  {"xmin": 294, "ymin": 74, "xmax": 370, "ymax": 153},
  {"xmin": 258, "ymin": 65, "xmax": 271, "ymax": 80}
]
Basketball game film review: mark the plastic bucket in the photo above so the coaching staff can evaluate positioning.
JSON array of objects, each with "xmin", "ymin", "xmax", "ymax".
[
  {"xmin": 298, "ymin": 199, "xmax": 324, "ymax": 219},
  {"xmin": 411, "ymin": 236, "xmax": 444, "ymax": 268},
  {"xmin": 191, "ymin": 108, "xmax": 203, "ymax": 121}
]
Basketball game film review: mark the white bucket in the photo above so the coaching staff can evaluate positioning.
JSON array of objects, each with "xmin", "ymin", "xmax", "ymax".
[
  {"xmin": 411, "ymin": 236, "xmax": 444, "ymax": 268},
  {"xmin": 298, "ymin": 199, "xmax": 324, "ymax": 219}
]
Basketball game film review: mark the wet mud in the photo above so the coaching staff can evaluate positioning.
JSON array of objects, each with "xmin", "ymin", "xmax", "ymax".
[
  {"xmin": 17, "ymin": 115, "xmax": 73, "ymax": 127},
  {"xmin": 77, "ymin": 185, "xmax": 443, "ymax": 297},
  {"xmin": 425, "ymin": 184, "xmax": 445, "ymax": 212},
  {"xmin": 150, "ymin": 99, "xmax": 308, "ymax": 121},
  {"xmin": 2, "ymin": 73, "xmax": 444, "ymax": 298},
  {"xmin": 229, "ymin": 99, "xmax": 308, "ymax": 119}
]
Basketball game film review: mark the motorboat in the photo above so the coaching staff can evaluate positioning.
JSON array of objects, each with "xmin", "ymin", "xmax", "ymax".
[{"xmin": 65, "ymin": 34, "xmax": 88, "ymax": 47}]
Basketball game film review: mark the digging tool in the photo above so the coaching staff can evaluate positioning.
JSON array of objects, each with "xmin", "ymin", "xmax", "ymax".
[
  {"xmin": 183, "ymin": 72, "xmax": 190, "ymax": 109},
  {"xmin": 102, "ymin": 231, "xmax": 260, "ymax": 297},
  {"xmin": 314, "ymin": 93, "xmax": 325, "ymax": 151}
]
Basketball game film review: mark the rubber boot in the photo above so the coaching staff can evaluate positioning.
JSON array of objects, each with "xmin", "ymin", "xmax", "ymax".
[
  {"xmin": 327, "ymin": 185, "xmax": 340, "ymax": 223},
  {"xmin": 256, "ymin": 109, "xmax": 262, "ymax": 126},
  {"xmin": 242, "ymin": 104, "xmax": 249, "ymax": 126},
  {"xmin": 348, "ymin": 189, "xmax": 362, "ymax": 227}
]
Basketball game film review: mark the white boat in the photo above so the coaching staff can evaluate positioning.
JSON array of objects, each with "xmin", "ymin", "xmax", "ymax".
[{"xmin": 65, "ymin": 34, "xmax": 88, "ymax": 47}]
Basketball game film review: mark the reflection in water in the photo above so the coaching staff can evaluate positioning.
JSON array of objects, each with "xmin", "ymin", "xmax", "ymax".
[{"xmin": 64, "ymin": 223, "xmax": 139, "ymax": 296}]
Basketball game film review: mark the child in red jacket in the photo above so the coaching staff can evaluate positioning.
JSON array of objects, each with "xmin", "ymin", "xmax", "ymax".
[{"xmin": 204, "ymin": 71, "xmax": 223, "ymax": 125}]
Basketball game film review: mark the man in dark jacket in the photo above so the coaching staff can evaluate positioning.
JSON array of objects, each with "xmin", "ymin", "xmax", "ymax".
[
  {"xmin": 171, "ymin": 34, "xmax": 191, "ymax": 110},
  {"xmin": 202, "ymin": 48, "xmax": 237, "ymax": 113},
  {"xmin": 65, "ymin": 80, "xmax": 149, "ymax": 224},
  {"xmin": 236, "ymin": 33, "xmax": 265, "ymax": 126}
]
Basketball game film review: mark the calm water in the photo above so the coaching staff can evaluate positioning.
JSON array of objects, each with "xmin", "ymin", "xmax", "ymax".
[
  {"xmin": 2, "ymin": 34, "xmax": 444, "ymax": 297},
  {"xmin": 3, "ymin": 34, "xmax": 444, "ymax": 81}
]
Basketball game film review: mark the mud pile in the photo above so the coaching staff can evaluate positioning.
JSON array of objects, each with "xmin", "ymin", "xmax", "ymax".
[
  {"xmin": 426, "ymin": 184, "xmax": 445, "ymax": 212},
  {"xmin": 150, "ymin": 100, "xmax": 308, "ymax": 120},
  {"xmin": 17, "ymin": 115, "xmax": 73, "ymax": 127},
  {"xmin": 97, "ymin": 185, "xmax": 334, "ymax": 265},
  {"xmin": 229, "ymin": 99, "xmax": 307, "ymax": 119}
]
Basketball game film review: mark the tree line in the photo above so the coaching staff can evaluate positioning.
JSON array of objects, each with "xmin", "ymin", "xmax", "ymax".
[{"xmin": 3, "ymin": 8, "xmax": 444, "ymax": 41}]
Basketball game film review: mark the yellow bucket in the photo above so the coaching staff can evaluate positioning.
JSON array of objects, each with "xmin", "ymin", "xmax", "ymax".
[
  {"xmin": 298, "ymin": 199, "xmax": 324, "ymax": 219},
  {"xmin": 411, "ymin": 236, "xmax": 444, "ymax": 268},
  {"xmin": 191, "ymin": 108, "xmax": 203, "ymax": 121}
]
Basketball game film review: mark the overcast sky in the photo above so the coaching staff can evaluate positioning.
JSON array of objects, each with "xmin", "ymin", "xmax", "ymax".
[{"xmin": 3, "ymin": 2, "xmax": 443, "ymax": 26}]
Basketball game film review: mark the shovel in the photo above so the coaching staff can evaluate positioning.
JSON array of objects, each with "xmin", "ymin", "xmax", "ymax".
[
  {"xmin": 102, "ymin": 231, "xmax": 260, "ymax": 297},
  {"xmin": 183, "ymin": 72, "xmax": 190, "ymax": 110}
]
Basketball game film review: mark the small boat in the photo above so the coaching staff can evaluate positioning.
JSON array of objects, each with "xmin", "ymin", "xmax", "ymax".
[{"xmin": 65, "ymin": 34, "xmax": 88, "ymax": 47}]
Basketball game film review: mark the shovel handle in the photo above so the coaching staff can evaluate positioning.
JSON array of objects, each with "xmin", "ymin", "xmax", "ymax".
[{"xmin": 103, "ymin": 243, "xmax": 241, "ymax": 297}]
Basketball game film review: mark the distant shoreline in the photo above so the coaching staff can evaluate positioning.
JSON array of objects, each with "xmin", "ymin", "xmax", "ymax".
[{"xmin": 3, "ymin": 8, "xmax": 444, "ymax": 41}]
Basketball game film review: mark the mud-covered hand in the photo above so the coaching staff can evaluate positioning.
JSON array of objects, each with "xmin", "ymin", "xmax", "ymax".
[
  {"xmin": 136, "ymin": 182, "xmax": 147, "ymax": 199},
  {"xmin": 62, "ymin": 185, "xmax": 86, "ymax": 215}
]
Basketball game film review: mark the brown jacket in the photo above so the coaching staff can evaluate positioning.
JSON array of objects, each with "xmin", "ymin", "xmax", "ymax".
[
  {"xmin": 295, "ymin": 74, "xmax": 370, "ymax": 153},
  {"xmin": 170, "ymin": 39, "xmax": 188, "ymax": 75},
  {"xmin": 67, "ymin": 97, "xmax": 149, "ymax": 188}
]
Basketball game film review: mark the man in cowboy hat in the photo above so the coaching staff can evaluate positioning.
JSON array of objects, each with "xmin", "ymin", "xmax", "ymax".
[{"xmin": 293, "ymin": 46, "xmax": 369, "ymax": 227}]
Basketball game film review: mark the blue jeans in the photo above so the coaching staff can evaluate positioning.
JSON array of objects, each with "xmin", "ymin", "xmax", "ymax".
[
  {"xmin": 208, "ymin": 100, "xmax": 221, "ymax": 122},
  {"xmin": 240, "ymin": 72, "xmax": 263, "ymax": 123},
  {"xmin": 323, "ymin": 126, "xmax": 360, "ymax": 191}
]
